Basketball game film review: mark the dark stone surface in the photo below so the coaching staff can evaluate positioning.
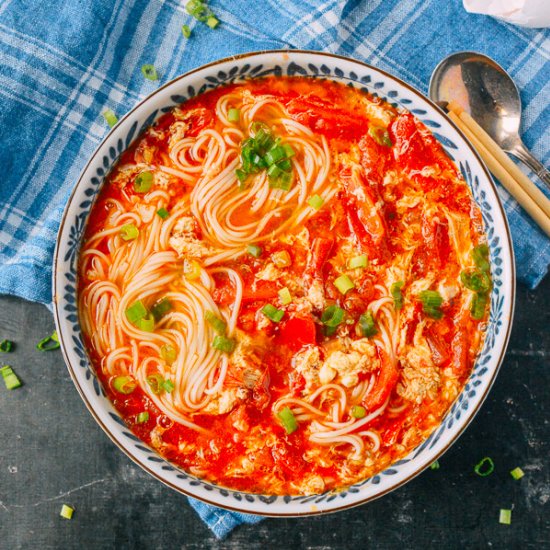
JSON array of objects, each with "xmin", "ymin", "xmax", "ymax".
[{"xmin": 0, "ymin": 277, "xmax": 549, "ymax": 549}]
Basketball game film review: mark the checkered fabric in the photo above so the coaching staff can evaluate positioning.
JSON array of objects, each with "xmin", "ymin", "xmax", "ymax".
[{"xmin": 1, "ymin": 0, "xmax": 548, "ymax": 538}]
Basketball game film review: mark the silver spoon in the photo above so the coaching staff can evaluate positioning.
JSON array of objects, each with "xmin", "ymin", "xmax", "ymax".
[{"xmin": 429, "ymin": 51, "xmax": 550, "ymax": 188}]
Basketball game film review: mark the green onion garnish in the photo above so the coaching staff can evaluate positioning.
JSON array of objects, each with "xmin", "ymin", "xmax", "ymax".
[
  {"xmin": 146, "ymin": 374, "xmax": 164, "ymax": 394},
  {"xmin": 186, "ymin": 0, "xmax": 219, "ymax": 26},
  {"xmin": 206, "ymin": 15, "xmax": 219, "ymax": 28},
  {"xmin": 391, "ymin": 281, "xmax": 405, "ymax": 310},
  {"xmin": 358, "ymin": 311, "xmax": 378, "ymax": 337},
  {"xmin": 205, "ymin": 310, "xmax": 227, "ymax": 334},
  {"xmin": 474, "ymin": 456, "xmax": 495, "ymax": 477},
  {"xmin": 351, "ymin": 405, "xmax": 366, "ymax": 419},
  {"xmin": 160, "ymin": 344, "xmax": 177, "ymax": 365},
  {"xmin": 162, "ymin": 379, "xmax": 175, "ymax": 393},
  {"xmin": 321, "ymin": 305, "xmax": 345, "ymax": 328},
  {"xmin": 472, "ymin": 243, "xmax": 490, "ymax": 272},
  {"xmin": 141, "ymin": 64, "xmax": 158, "ymax": 81},
  {"xmin": 430, "ymin": 460, "xmax": 440, "ymax": 470},
  {"xmin": 1, "ymin": 365, "xmax": 22, "ymax": 390},
  {"xmin": 36, "ymin": 330, "xmax": 60, "ymax": 351},
  {"xmin": 134, "ymin": 171, "xmax": 154, "ymax": 193},
  {"xmin": 212, "ymin": 335, "xmax": 236, "ymax": 353},
  {"xmin": 60, "ymin": 504, "xmax": 74, "ymax": 520},
  {"xmin": 308, "ymin": 194, "xmax": 324, "ymax": 210},
  {"xmin": 348, "ymin": 255, "xmax": 368, "ymax": 269},
  {"xmin": 277, "ymin": 406, "xmax": 298, "ymax": 434},
  {"xmin": 278, "ymin": 287, "xmax": 292, "ymax": 305},
  {"xmin": 499, "ymin": 509, "xmax": 512, "ymax": 525},
  {"xmin": 510, "ymin": 467, "xmax": 524, "ymax": 480},
  {"xmin": 282, "ymin": 143, "xmax": 295, "ymax": 158},
  {"xmin": 125, "ymin": 300, "xmax": 148, "ymax": 324},
  {"xmin": 334, "ymin": 274, "xmax": 355, "ymax": 295},
  {"xmin": 102, "ymin": 109, "xmax": 118, "ymax": 128},
  {"xmin": 471, "ymin": 292, "xmax": 488, "ymax": 320},
  {"xmin": 151, "ymin": 298, "xmax": 172, "ymax": 321},
  {"xmin": 246, "ymin": 244, "xmax": 262, "ymax": 258},
  {"xmin": 137, "ymin": 411, "xmax": 149, "ymax": 424},
  {"xmin": 368, "ymin": 125, "xmax": 393, "ymax": 147},
  {"xmin": 461, "ymin": 269, "xmax": 491, "ymax": 293},
  {"xmin": 418, "ymin": 290, "xmax": 444, "ymax": 319},
  {"xmin": 120, "ymin": 224, "xmax": 139, "ymax": 241},
  {"xmin": 182, "ymin": 24, "xmax": 191, "ymax": 38},
  {"xmin": 0, "ymin": 339, "xmax": 14, "ymax": 352},
  {"xmin": 137, "ymin": 314, "xmax": 155, "ymax": 332},
  {"xmin": 156, "ymin": 207, "xmax": 169, "ymax": 219},
  {"xmin": 261, "ymin": 304, "xmax": 285, "ymax": 323},
  {"xmin": 228, "ymin": 108, "xmax": 240, "ymax": 123},
  {"xmin": 112, "ymin": 375, "xmax": 137, "ymax": 394}
]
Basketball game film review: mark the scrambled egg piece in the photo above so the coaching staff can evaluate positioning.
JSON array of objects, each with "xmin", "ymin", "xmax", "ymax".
[
  {"xmin": 306, "ymin": 279, "xmax": 325, "ymax": 311},
  {"xmin": 397, "ymin": 345, "xmax": 441, "ymax": 404},
  {"xmin": 322, "ymin": 346, "xmax": 373, "ymax": 388},
  {"xmin": 255, "ymin": 262, "xmax": 281, "ymax": 282},
  {"xmin": 292, "ymin": 346, "xmax": 323, "ymax": 392},
  {"xmin": 169, "ymin": 216, "xmax": 211, "ymax": 258},
  {"xmin": 202, "ymin": 388, "xmax": 240, "ymax": 415}
]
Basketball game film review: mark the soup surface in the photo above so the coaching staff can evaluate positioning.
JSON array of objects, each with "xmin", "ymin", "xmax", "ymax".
[{"xmin": 79, "ymin": 76, "xmax": 491, "ymax": 495}]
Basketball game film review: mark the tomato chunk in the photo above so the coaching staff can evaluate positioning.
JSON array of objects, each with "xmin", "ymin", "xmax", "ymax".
[
  {"xmin": 363, "ymin": 348, "xmax": 398, "ymax": 412},
  {"xmin": 277, "ymin": 316, "xmax": 317, "ymax": 353}
]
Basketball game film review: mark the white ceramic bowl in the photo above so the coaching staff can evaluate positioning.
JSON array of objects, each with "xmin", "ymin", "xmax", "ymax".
[{"xmin": 53, "ymin": 50, "xmax": 515, "ymax": 516}]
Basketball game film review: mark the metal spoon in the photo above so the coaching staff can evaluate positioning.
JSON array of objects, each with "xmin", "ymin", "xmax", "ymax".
[{"xmin": 429, "ymin": 51, "xmax": 550, "ymax": 188}]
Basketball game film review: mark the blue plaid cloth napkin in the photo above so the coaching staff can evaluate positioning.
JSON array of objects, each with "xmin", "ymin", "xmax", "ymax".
[{"xmin": 1, "ymin": 0, "xmax": 549, "ymax": 539}]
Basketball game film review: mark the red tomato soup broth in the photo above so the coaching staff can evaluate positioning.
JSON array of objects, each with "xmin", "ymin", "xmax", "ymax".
[{"xmin": 79, "ymin": 77, "xmax": 490, "ymax": 494}]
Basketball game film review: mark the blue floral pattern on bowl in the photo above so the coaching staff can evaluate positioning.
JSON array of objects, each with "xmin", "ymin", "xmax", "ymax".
[{"xmin": 53, "ymin": 50, "xmax": 515, "ymax": 516}]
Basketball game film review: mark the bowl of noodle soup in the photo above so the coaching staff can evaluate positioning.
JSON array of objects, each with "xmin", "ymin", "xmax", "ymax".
[{"xmin": 54, "ymin": 50, "xmax": 514, "ymax": 515}]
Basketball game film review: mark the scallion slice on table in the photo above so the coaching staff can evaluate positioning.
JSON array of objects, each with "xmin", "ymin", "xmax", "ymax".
[
  {"xmin": 308, "ymin": 194, "xmax": 324, "ymax": 210},
  {"xmin": 206, "ymin": 15, "xmax": 219, "ymax": 28},
  {"xmin": 181, "ymin": 24, "xmax": 191, "ymax": 38},
  {"xmin": 37, "ymin": 330, "xmax": 60, "ymax": 351},
  {"xmin": 102, "ymin": 109, "xmax": 118, "ymax": 128},
  {"xmin": 211, "ymin": 335, "xmax": 236, "ymax": 353},
  {"xmin": 205, "ymin": 311, "xmax": 227, "ymax": 334},
  {"xmin": 334, "ymin": 274, "xmax": 355, "ymax": 295},
  {"xmin": 112, "ymin": 375, "xmax": 137, "ymax": 394},
  {"xmin": 261, "ymin": 304, "xmax": 285, "ymax": 323},
  {"xmin": 141, "ymin": 64, "xmax": 158, "ymax": 81},
  {"xmin": 430, "ymin": 460, "xmax": 440, "ymax": 470},
  {"xmin": 0, "ymin": 339, "xmax": 14, "ymax": 352},
  {"xmin": 277, "ymin": 406, "xmax": 298, "ymax": 434},
  {"xmin": 120, "ymin": 224, "xmax": 139, "ymax": 241},
  {"xmin": 60, "ymin": 504, "xmax": 74, "ymax": 520},
  {"xmin": 1, "ymin": 365, "xmax": 22, "ymax": 390},
  {"xmin": 474, "ymin": 456, "xmax": 495, "ymax": 477},
  {"xmin": 499, "ymin": 509, "xmax": 512, "ymax": 525},
  {"xmin": 510, "ymin": 467, "xmax": 524, "ymax": 480}
]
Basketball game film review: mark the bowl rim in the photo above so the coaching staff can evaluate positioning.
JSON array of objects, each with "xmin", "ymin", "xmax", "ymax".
[{"xmin": 53, "ymin": 48, "xmax": 516, "ymax": 517}]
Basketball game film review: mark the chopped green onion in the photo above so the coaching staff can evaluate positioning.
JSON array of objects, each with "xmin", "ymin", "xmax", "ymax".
[
  {"xmin": 206, "ymin": 16, "xmax": 219, "ymax": 28},
  {"xmin": 321, "ymin": 305, "xmax": 345, "ymax": 328},
  {"xmin": 112, "ymin": 375, "xmax": 137, "ymax": 395},
  {"xmin": 156, "ymin": 207, "xmax": 169, "ymax": 219},
  {"xmin": 146, "ymin": 373, "xmax": 164, "ymax": 394},
  {"xmin": 461, "ymin": 269, "xmax": 491, "ymax": 293},
  {"xmin": 205, "ymin": 310, "xmax": 227, "ymax": 334},
  {"xmin": 348, "ymin": 255, "xmax": 368, "ymax": 269},
  {"xmin": 510, "ymin": 467, "xmax": 524, "ymax": 480},
  {"xmin": 334, "ymin": 274, "xmax": 355, "ymax": 295},
  {"xmin": 228, "ymin": 108, "xmax": 240, "ymax": 123},
  {"xmin": 120, "ymin": 223, "xmax": 139, "ymax": 241},
  {"xmin": 277, "ymin": 406, "xmax": 298, "ymax": 434},
  {"xmin": 160, "ymin": 344, "xmax": 177, "ymax": 365},
  {"xmin": 278, "ymin": 287, "xmax": 292, "ymax": 305},
  {"xmin": 474, "ymin": 456, "xmax": 495, "ymax": 477},
  {"xmin": 430, "ymin": 460, "xmax": 440, "ymax": 470},
  {"xmin": 247, "ymin": 244, "xmax": 262, "ymax": 258},
  {"xmin": 368, "ymin": 125, "xmax": 393, "ymax": 147},
  {"xmin": 36, "ymin": 330, "xmax": 60, "ymax": 351},
  {"xmin": 261, "ymin": 304, "xmax": 285, "ymax": 323},
  {"xmin": 264, "ymin": 146, "xmax": 287, "ymax": 166},
  {"xmin": 471, "ymin": 292, "xmax": 488, "ymax": 320},
  {"xmin": 269, "ymin": 171, "xmax": 292, "ymax": 191},
  {"xmin": 472, "ymin": 244, "xmax": 490, "ymax": 272},
  {"xmin": 1, "ymin": 365, "xmax": 22, "ymax": 390},
  {"xmin": 391, "ymin": 281, "xmax": 405, "ymax": 310},
  {"xmin": 181, "ymin": 24, "xmax": 191, "ymax": 38},
  {"xmin": 125, "ymin": 300, "xmax": 148, "ymax": 324},
  {"xmin": 0, "ymin": 339, "xmax": 14, "ymax": 352},
  {"xmin": 271, "ymin": 250, "xmax": 291, "ymax": 268},
  {"xmin": 499, "ymin": 509, "xmax": 512, "ymax": 525},
  {"xmin": 186, "ymin": 0, "xmax": 207, "ymax": 18},
  {"xmin": 212, "ymin": 335, "xmax": 236, "ymax": 353},
  {"xmin": 137, "ymin": 411, "xmax": 149, "ymax": 424},
  {"xmin": 282, "ymin": 143, "xmax": 295, "ymax": 158},
  {"xmin": 308, "ymin": 194, "xmax": 324, "ymax": 210},
  {"xmin": 134, "ymin": 171, "xmax": 154, "ymax": 193},
  {"xmin": 102, "ymin": 109, "xmax": 118, "ymax": 128},
  {"xmin": 162, "ymin": 379, "xmax": 175, "ymax": 393},
  {"xmin": 60, "ymin": 504, "xmax": 74, "ymax": 520},
  {"xmin": 358, "ymin": 311, "xmax": 378, "ymax": 337},
  {"xmin": 137, "ymin": 314, "xmax": 155, "ymax": 332},
  {"xmin": 418, "ymin": 290, "xmax": 444, "ymax": 319},
  {"xmin": 351, "ymin": 405, "xmax": 366, "ymax": 419},
  {"xmin": 151, "ymin": 298, "xmax": 172, "ymax": 321},
  {"xmin": 141, "ymin": 64, "xmax": 158, "ymax": 81}
]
